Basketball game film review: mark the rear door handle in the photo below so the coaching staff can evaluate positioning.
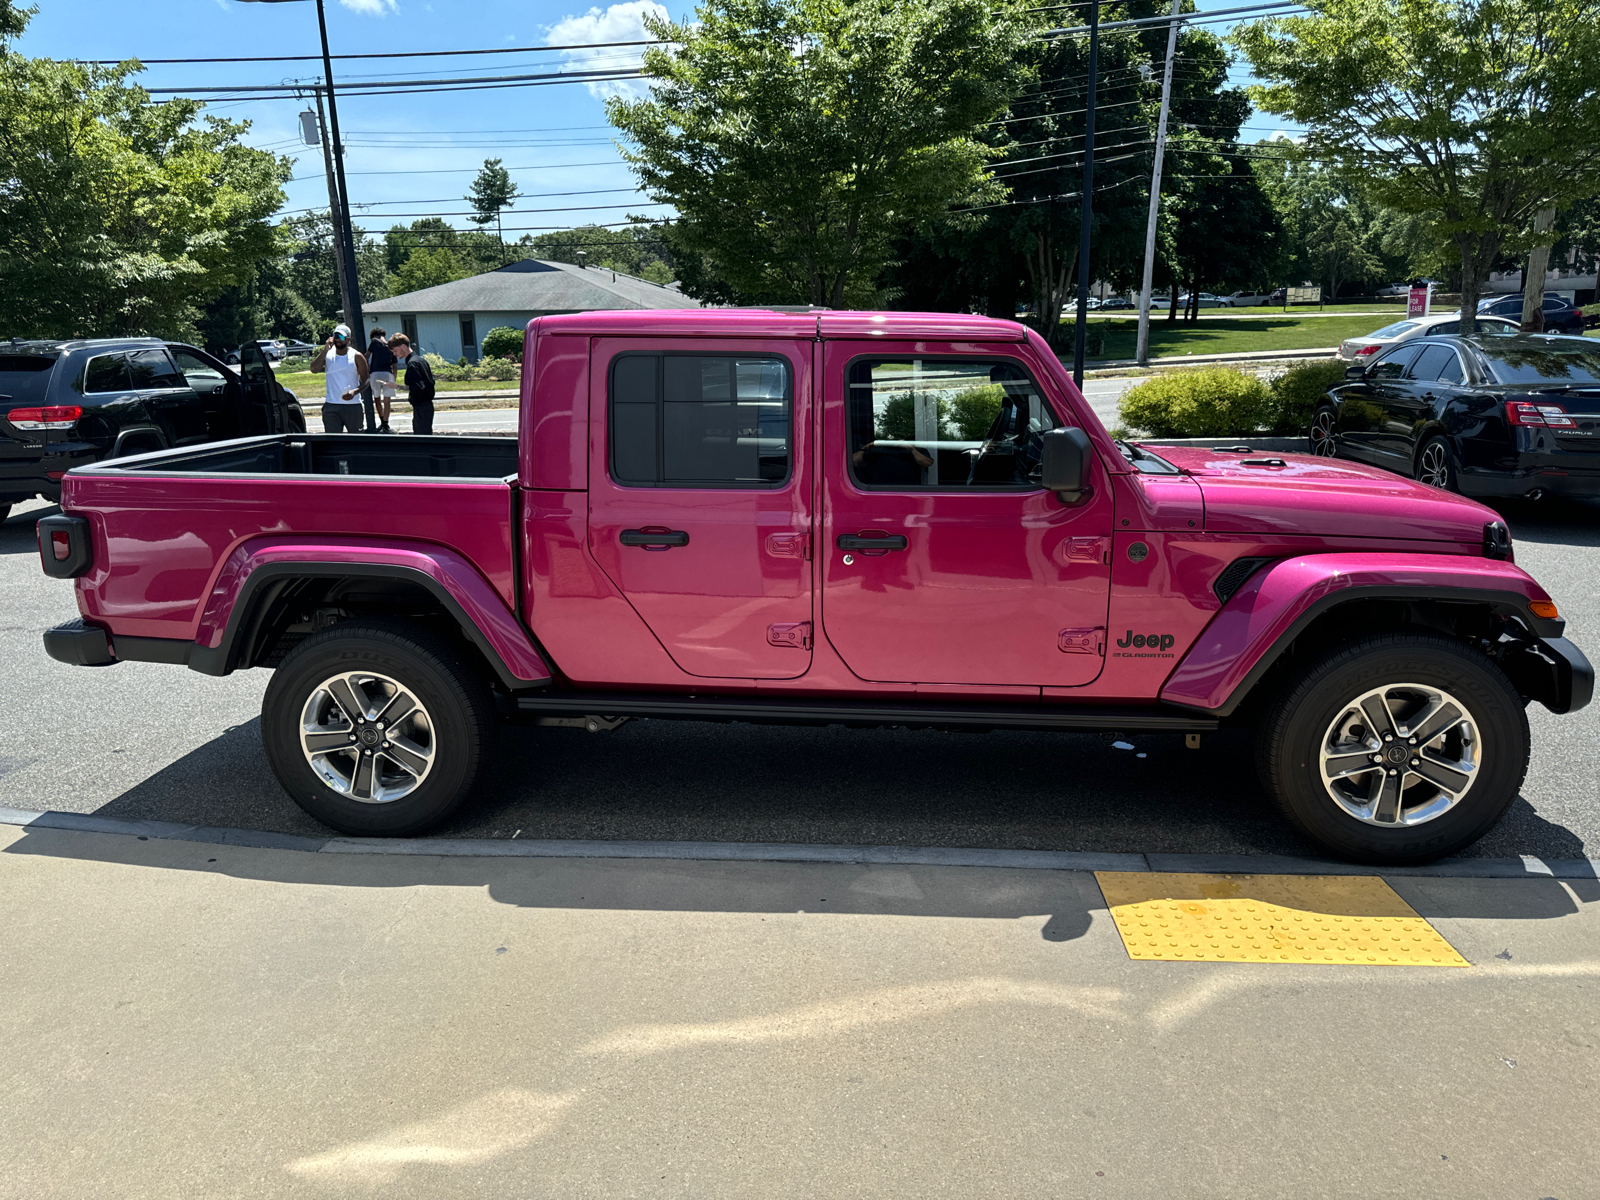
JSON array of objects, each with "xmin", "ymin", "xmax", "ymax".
[
  {"xmin": 620, "ymin": 527, "xmax": 689, "ymax": 549},
  {"xmin": 836, "ymin": 534, "xmax": 907, "ymax": 551}
]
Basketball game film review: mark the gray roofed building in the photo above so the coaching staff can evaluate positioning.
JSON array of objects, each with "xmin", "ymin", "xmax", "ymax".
[{"xmin": 363, "ymin": 258, "xmax": 703, "ymax": 363}]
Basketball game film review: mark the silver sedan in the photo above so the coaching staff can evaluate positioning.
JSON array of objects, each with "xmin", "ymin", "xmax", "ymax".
[{"xmin": 1337, "ymin": 313, "xmax": 1520, "ymax": 362}]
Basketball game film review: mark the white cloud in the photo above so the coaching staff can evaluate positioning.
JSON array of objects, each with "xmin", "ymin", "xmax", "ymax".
[
  {"xmin": 545, "ymin": 1, "xmax": 668, "ymax": 99},
  {"xmin": 339, "ymin": 0, "xmax": 397, "ymax": 14}
]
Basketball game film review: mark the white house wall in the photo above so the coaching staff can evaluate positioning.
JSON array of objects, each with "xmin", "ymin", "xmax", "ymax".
[{"xmin": 384, "ymin": 311, "xmax": 542, "ymax": 363}]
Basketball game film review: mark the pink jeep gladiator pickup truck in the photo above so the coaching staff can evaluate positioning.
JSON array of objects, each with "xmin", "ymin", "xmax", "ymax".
[{"xmin": 38, "ymin": 311, "xmax": 1591, "ymax": 862}]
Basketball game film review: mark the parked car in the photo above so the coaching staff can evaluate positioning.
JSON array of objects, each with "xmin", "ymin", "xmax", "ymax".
[
  {"xmin": 1098, "ymin": 296, "xmax": 1135, "ymax": 310},
  {"xmin": 279, "ymin": 339, "xmax": 317, "ymax": 357},
  {"xmin": 38, "ymin": 311, "xmax": 1590, "ymax": 864},
  {"xmin": 1310, "ymin": 333, "xmax": 1600, "ymax": 502},
  {"xmin": 0, "ymin": 338, "xmax": 303, "ymax": 521},
  {"xmin": 1337, "ymin": 314, "xmax": 1520, "ymax": 361},
  {"xmin": 1376, "ymin": 282, "xmax": 1412, "ymax": 298},
  {"xmin": 1474, "ymin": 293, "xmax": 1585, "ymax": 334},
  {"xmin": 223, "ymin": 339, "xmax": 287, "ymax": 365},
  {"xmin": 1268, "ymin": 287, "xmax": 1287, "ymax": 305},
  {"xmin": 1221, "ymin": 291, "xmax": 1272, "ymax": 307},
  {"xmin": 1179, "ymin": 293, "xmax": 1229, "ymax": 309}
]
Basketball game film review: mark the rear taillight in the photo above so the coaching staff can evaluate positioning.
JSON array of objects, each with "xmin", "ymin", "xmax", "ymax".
[
  {"xmin": 1355, "ymin": 344, "xmax": 1382, "ymax": 356},
  {"xmin": 8, "ymin": 405, "xmax": 82, "ymax": 431},
  {"xmin": 1505, "ymin": 401, "xmax": 1577, "ymax": 429}
]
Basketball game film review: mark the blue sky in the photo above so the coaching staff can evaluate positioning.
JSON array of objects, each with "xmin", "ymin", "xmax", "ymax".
[{"xmin": 14, "ymin": 0, "xmax": 1294, "ymax": 241}]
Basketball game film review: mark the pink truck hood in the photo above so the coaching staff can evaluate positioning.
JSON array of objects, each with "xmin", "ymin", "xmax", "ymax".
[{"xmin": 1140, "ymin": 445, "xmax": 1502, "ymax": 543}]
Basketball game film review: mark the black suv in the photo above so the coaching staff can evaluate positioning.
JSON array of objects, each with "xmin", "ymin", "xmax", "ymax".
[
  {"xmin": 0, "ymin": 339, "xmax": 303, "ymax": 521},
  {"xmin": 1310, "ymin": 333, "xmax": 1600, "ymax": 499},
  {"xmin": 1475, "ymin": 293, "xmax": 1586, "ymax": 334}
]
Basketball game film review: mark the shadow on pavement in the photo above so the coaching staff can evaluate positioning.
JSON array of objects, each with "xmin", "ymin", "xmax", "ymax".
[
  {"xmin": 0, "ymin": 502, "xmax": 57, "ymax": 556},
  {"xmin": 1493, "ymin": 495, "xmax": 1600, "ymax": 547}
]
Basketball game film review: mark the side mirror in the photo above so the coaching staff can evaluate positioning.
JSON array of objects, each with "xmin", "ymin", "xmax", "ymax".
[
  {"xmin": 1041, "ymin": 426, "xmax": 1093, "ymax": 502},
  {"xmin": 1344, "ymin": 365, "xmax": 1366, "ymax": 380}
]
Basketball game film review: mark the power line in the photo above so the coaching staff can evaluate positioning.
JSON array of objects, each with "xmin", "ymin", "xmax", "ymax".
[
  {"xmin": 143, "ymin": 67, "xmax": 642, "ymax": 95},
  {"xmin": 86, "ymin": 40, "xmax": 667, "ymax": 65}
]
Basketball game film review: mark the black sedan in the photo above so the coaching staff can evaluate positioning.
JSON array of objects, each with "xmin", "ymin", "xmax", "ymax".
[{"xmin": 1309, "ymin": 334, "xmax": 1600, "ymax": 500}]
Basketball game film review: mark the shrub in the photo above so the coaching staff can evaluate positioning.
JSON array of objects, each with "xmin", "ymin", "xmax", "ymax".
[
  {"xmin": 947, "ymin": 384, "xmax": 1004, "ymax": 439},
  {"xmin": 1268, "ymin": 360, "xmax": 1350, "ymax": 434},
  {"xmin": 1057, "ymin": 320, "xmax": 1108, "ymax": 358},
  {"xmin": 1118, "ymin": 367, "xmax": 1276, "ymax": 438},
  {"xmin": 480, "ymin": 326, "xmax": 525, "ymax": 360}
]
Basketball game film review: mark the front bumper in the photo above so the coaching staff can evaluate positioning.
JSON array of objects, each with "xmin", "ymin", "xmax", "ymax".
[{"xmin": 1500, "ymin": 634, "xmax": 1594, "ymax": 714}]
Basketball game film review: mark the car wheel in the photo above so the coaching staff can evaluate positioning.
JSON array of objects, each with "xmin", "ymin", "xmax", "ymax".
[
  {"xmin": 261, "ymin": 618, "xmax": 496, "ymax": 836},
  {"xmin": 1255, "ymin": 632, "xmax": 1528, "ymax": 863},
  {"xmin": 1415, "ymin": 435, "xmax": 1457, "ymax": 491},
  {"xmin": 1308, "ymin": 406, "xmax": 1338, "ymax": 457}
]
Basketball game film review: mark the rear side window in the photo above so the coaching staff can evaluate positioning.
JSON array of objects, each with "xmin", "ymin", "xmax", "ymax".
[
  {"xmin": 0, "ymin": 355, "xmax": 57, "ymax": 406},
  {"xmin": 128, "ymin": 348, "xmax": 185, "ymax": 390},
  {"xmin": 82, "ymin": 353, "xmax": 131, "ymax": 394},
  {"xmin": 609, "ymin": 353, "xmax": 791, "ymax": 488},
  {"xmin": 846, "ymin": 358, "xmax": 1060, "ymax": 489},
  {"xmin": 1409, "ymin": 344, "xmax": 1459, "ymax": 381}
]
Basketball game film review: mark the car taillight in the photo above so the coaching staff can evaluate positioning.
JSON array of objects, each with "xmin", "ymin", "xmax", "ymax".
[
  {"xmin": 1505, "ymin": 401, "xmax": 1577, "ymax": 428},
  {"xmin": 8, "ymin": 405, "xmax": 82, "ymax": 431},
  {"xmin": 1355, "ymin": 344, "xmax": 1381, "ymax": 356}
]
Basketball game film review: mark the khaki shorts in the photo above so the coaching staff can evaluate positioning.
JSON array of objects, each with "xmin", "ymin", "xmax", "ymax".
[{"xmin": 369, "ymin": 370, "xmax": 396, "ymax": 401}]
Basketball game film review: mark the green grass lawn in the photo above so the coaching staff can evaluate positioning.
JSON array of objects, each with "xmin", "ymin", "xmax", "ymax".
[
  {"xmin": 274, "ymin": 370, "xmax": 519, "ymax": 400},
  {"xmin": 1088, "ymin": 314, "xmax": 1392, "ymax": 360}
]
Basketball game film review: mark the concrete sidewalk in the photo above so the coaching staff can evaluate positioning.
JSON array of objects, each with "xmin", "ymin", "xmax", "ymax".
[{"xmin": 2, "ymin": 819, "xmax": 1596, "ymax": 1198}]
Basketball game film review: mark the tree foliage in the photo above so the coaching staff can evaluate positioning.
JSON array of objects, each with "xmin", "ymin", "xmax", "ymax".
[
  {"xmin": 1236, "ymin": 0, "xmax": 1600, "ymax": 326},
  {"xmin": 0, "ymin": 53, "xmax": 289, "ymax": 339},
  {"xmin": 609, "ymin": 0, "xmax": 1033, "ymax": 307}
]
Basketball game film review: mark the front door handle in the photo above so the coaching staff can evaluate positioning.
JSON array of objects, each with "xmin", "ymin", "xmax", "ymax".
[
  {"xmin": 837, "ymin": 534, "xmax": 907, "ymax": 551},
  {"xmin": 620, "ymin": 527, "xmax": 689, "ymax": 549}
]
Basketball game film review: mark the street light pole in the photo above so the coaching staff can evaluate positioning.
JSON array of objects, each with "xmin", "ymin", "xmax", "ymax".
[
  {"xmin": 1135, "ymin": 0, "xmax": 1182, "ymax": 367},
  {"xmin": 313, "ymin": 0, "xmax": 365, "ymax": 342},
  {"xmin": 1071, "ymin": 0, "xmax": 1100, "ymax": 388},
  {"xmin": 310, "ymin": 87, "xmax": 354, "ymax": 334}
]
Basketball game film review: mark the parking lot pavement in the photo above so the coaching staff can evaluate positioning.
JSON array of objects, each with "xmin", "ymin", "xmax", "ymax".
[
  {"xmin": 2, "ymin": 821, "xmax": 1596, "ymax": 1197},
  {"xmin": 1, "ymin": 494, "xmax": 1595, "ymax": 861}
]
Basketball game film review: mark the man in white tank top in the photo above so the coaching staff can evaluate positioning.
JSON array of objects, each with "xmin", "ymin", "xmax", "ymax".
[{"xmin": 310, "ymin": 323, "xmax": 369, "ymax": 433}]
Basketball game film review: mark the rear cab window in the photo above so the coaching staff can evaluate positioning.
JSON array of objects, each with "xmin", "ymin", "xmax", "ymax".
[{"xmin": 79, "ymin": 353, "xmax": 132, "ymax": 394}]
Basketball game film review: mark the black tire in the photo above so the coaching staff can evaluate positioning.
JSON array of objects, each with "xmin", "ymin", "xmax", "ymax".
[
  {"xmin": 1256, "ymin": 632, "xmax": 1529, "ymax": 864},
  {"xmin": 1308, "ymin": 405, "xmax": 1338, "ymax": 457},
  {"xmin": 1414, "ymin": 434, "xmax": 1458, "ymax": 491},
  {"xmin": 261, "ymin": 618, "xmax": 496, "ymax": 836}
]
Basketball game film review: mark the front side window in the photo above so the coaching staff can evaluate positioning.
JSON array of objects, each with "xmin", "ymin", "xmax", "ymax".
[
  {"xmin": 610, "ymin": 353, "xmax": 791, "ymax": 488},
  {"xmin": 1368, "ymin": 345, "xmax": 1421, "ymax": 380},
  {"xmin": 171, "ymin": 348, "xmax": 227, "ymax": 390},
  {"xmin": 847, "ymin": 358, "xmax": 1059, "ymax": 489}
]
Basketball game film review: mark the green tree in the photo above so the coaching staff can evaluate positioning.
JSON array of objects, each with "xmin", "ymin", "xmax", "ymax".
[
  {"xmin": 466, "ymin": 158, "xmax": 519, "ymax": 263},
  {"xmin": 608, "ymin": 0, "xmax": 1032, "ymax": 307},
  {"xmin": 388, "ymin": 246, "xmax": 467, "ymax": 296},
  {"xmin": 1236, "ymin": 0, "xmax": 1600, "ymax": 328},
  {"xmin": 0, "ymin": 53, "xmax": 289, "ymax": 338},
  {"xmin": 520, "ymin": 222, "xmax": 676, "ymax": 282},
  {"xmin": 1308, "ymin": 209, "xmax": 1380, "ymax": 301},
  {"xmin": 1, "ymin": 0, "xmax": 33, "ymax": 43}
]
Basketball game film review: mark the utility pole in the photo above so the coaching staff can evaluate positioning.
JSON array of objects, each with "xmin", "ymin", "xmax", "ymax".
[
  {"xmin": 308, "ymin": 89, "xmax": 354, "ymax": 332},
  {"xmin": 1071, "ymin": 0, "xmax": 1100, "ymax": 387},
  {"xmin": 1135, "ymin": 0, "xmax": 1182, "ymax": 367},
  {"xmin": 314, "ymin": 0, "xmax": 365, "ymax": 341}
]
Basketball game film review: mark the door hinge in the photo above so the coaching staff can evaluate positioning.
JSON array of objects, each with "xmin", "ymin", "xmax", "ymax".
[
  {"xmin": 768, "ymin": 621, "xmax": 813, "ymax": 649},
  {"xmin": 1062, "ymin": 536, "xmax": 1110, "ymax": 565},
  {"xmin": 765, "ymin": 532, "xmax": 812, "ymax": 560},
  {"xmin": 1058, "ymin": 626, "xmax": 1105, "ymax": 655}
]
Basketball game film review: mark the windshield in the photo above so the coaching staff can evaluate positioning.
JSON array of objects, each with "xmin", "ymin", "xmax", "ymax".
[
  {"xmin": 1484, "ymin": 345, "xmax": 1600, "ymax": 387},
  {"xmin": 0, "ymin": 355, "xmax": 57, "ymax": 406},
  {"xmin": 1117, "ymin": 440, "xmax": 1181, "ymax": 474},
  {"xmin": 1368, "ymin": 321, "xmax": 1418, "ymax": 339}
]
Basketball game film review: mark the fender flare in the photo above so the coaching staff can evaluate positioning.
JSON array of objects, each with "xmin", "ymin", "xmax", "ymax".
[
  {"xmin": 188, "ymin": 537, "xmax": 551, "ymax": 690},
  {"xmin": 1159, "ymin": 553, "xmax": 1566, "ymax": 716}
]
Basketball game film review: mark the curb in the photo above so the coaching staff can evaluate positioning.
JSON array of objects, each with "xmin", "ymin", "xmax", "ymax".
[
  {"xmin": 1081, "ymin": 348, "xmax": 1338, "ymax": 371},
  {"xmin": 2, "ymin": 807, "xmax": 1594, "ymax": 881}
]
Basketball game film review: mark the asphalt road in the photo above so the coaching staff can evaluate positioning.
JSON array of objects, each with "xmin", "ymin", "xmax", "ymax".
[{"xmin": 2, "ymin": 490, "xmax": 1596, "ymax": 861}]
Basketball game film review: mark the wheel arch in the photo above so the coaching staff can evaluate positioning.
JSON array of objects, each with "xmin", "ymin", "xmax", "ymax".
[
  {"xmin": 1160, "ymin": 554, "xmax": 1573, "ymax": 718},
  {"xmin": 110, "ymin": 425, "xmax": 169, "ymax": 457},
  {"xmin": 188, "ymin": 539, "xmax": 551, "ymax": 692}
]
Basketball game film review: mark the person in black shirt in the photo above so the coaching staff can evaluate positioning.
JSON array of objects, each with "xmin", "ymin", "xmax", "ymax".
[
  {"xmin": 366, "ymin": 328, "xmax": 398, "ymax": 433},
  {"xmin": 389, "ymin": 335, "xmax": 436, "ymax": 434}
]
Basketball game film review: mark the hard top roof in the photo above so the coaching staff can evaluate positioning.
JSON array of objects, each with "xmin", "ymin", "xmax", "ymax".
[
  {"xmin": 531, "ymin": 309, "xmax": 1029, "ymax": 342},
  {"xmin": 2, "ymin": 336, "xmax": 166, "ymax": 355}
]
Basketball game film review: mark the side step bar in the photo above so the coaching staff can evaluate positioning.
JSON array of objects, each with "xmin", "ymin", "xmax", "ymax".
[{"xmin": 513, "ymin": 692, "xmax": 1220, "ymax": 734}]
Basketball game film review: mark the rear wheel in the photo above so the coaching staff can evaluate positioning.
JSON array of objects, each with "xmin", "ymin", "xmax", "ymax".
[
  {"xmin": 1256, "ymin": 632, "xmax": 1529, "ymax": 863},
  {"xmin": 261, "ymin": 619, "xmax": 496, "ymax": 836},
  {"xmin": 1308, "ymin": 406, "xmax": 1338, "ymax": 457},
  {"xmin": 1415, "ymin": 435, "xmax": 1458, "ymax": 491}
]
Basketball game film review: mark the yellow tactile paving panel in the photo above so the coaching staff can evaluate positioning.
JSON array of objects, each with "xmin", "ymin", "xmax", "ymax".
[{"xmin": 1094, "ymin": 872, "xmax": 1468, "ymax": 967}]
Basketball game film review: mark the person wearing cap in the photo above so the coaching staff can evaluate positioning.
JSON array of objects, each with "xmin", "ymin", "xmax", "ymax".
[{"xmin": 310, "ymin": 324, "xmax": 369, "ymax": 433}]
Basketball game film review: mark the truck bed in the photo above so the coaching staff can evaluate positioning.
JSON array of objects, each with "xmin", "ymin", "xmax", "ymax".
[
  {"xmin": 61, "ymin": 434, "xmax": 522, "ymax": 644},
  {"xmin": 93, "ymin": 433, "xmax": 519, "ymax": 482}
]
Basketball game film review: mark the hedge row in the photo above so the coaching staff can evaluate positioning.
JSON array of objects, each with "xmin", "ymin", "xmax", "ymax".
[{"xmin": 1117, "ymin": 360, "xmax": 1349, "ymax": 439}]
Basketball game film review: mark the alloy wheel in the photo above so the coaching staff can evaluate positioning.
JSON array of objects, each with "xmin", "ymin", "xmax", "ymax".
[
  {"xmin": 299, "ymin": 670, "xmax": 435, "ymax": 803},
  {"xmin": 1418, "ymin": 441, "xmax": 1451, "ymax": 488},
  {"xmin": 1309, "ymin": 410, "xmax": 1337, "ymax": 457},
  {"xmin": 1318, "ymin": 683, "xmax": 1481, "ymax": 827}
]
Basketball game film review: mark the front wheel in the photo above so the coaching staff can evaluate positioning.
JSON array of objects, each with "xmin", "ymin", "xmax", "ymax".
[
  {"xmin": 1308, "ymin": 405, "xmax": 1338, "ymax": 457},
  {"xmin": 261, "ymin": 619, "xmax": 496, "ymax": 836},
  {"xmin": 1256, "ymin": 632, "xmax": 1529, "ymax": 863}
]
